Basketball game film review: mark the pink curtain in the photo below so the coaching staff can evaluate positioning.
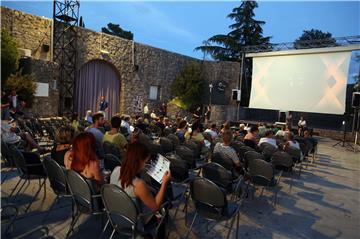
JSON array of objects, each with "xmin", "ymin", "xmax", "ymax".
[{"xmin": 75, "ymin": 60, "xmax": 120, "ymax": 120}]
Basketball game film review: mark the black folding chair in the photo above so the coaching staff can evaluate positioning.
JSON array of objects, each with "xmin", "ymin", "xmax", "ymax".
[
  {"xmin": 104, "ymin": 154, "xmax": 121, "ymax": 172},
  {"xmin": 185, "ymin": 177, "xmax": 242, "ymax": 239},
  {"xmin": 65, "ymin": 170, "xmax": 105, "ymax": 238}
]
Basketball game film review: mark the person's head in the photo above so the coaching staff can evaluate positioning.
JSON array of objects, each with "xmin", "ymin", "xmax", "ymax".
[
  {"xmin": 304, "ymin": 129, "xmax": 310, "ymax": 138},
  {"xmin": 211, "ymin": 123, "xmax": 217, "ymax": 130},
  {"xmin": 71, "ymin": 132, "xmax": 97, "ymax": 172},
  {"xmin": 178, "ymin": 120, "xmax": 187, "ymax": 129},
  {"xmin": 222, "ymin": 130, "xmax": 233, "ymax": 144},
  {"xmin": 223, "ymin": 121, "xmax": 230, "ymax": 130},
  {"xmin": 55, "ymin": 125, "xmax": 75, "ymax": 144},
  {"xmin": 85, "ymin": 110, "xmax": 92, "ymax": 117},
  {"xmin": 164, "ymin": 117, "xmax": 170, "ymax": 126},
  {"xmin": 281, "ymin": 125, "xmax": 286, "ymax": 131},
  {"xmin": 71, "ymin": 112, "xmax": 78, "ymax": 122},
  {"xmin": 120, "ymin": 142, "xmax": 151, "ymax": 188},
  {"xmin": 124, "ymin": 116, "xmax": 130, "ymax": 122},
  {"xmin": 250, "ymin": 125, "xmax": 259, "ymax": 134},
  {"xmin": 264, "ymin": 130, "xmax": 273, "ymax": 138},
  {"xmin": 239, "ymin": 123, "xmax": 245, "ymax": 130},
  {"xmin": 110, "ymin": 116, "xmax": 122, "ymax": 129},
  {"xmin": 300, "ymin": 116, "xmax": 304, "ymax": 121},
  {"xmin": 191, "ymin": 122, "xmax": 203, "ymax": 133},
  {"xmin": 100, "ymin": 96, "xmax": 105, "ymax": 101},
  {"xmin": 92, "ymin": 112, "xmax": 104, "ymax": 127},
  {"xmin": 11, "ymin": 89, "xmax": 16, "ymax": 96},
  {"xmin": 286, "ymin": 132, "xmax": 294, "ymax": 141}
]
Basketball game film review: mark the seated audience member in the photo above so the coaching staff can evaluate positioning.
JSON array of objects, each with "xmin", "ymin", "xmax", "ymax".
[
  {"xmin": 235, "ymin": 123, "xmax": 248, "ymax": 137},
  {"xmin": 298, "ymin": 116, "xmax": 307, "ymax": 136},
  {"xmin": 258, "ymin": 130, "xmax": 278, "ymax": 149},
  {"xmin": 220, "ymin": 121, "xmax": 231, "ymax": 135},
  {"xmin": 121, "ymin": 115, "xmax": 132, "ymax": 135},
  {"xmin": 244, "ymin": 125, "xmax": 259, "ymax": 149},
  {"xmin": 204, "ymin": 123, "xmax": 218, "ymax": 140},
  {"xmin": 283, "ymin": 132, "xmax": 301, "ymax": 151},
  {"xmin": 213, "ymin": 130, "xmax": 241, "ymax": 169},
  {"xmin": 86, "ymin": 112, "xmax": 105, "ymax": 145},
  {"xmin": 71, "ymin": 112, "xmax": 79, "ymax": 131},
  {"xmin": 150, "ymin": 110, "xmax": 157, "ymax": 120},
  {"xmin": 135, "ymin": 117, "xmax": 149, "ymax": 134},
  {"xmin": 1, "ymin": 120, "xmax": 43, "ymax": 152},
  {"xmin": 64, "ymin": 132, "xmax": 104, "ymax": 188},
  {"xmin": 258, "ymin": 123, "xmax": 266, "ymax": 137},
  {"xmin": 155, "ymin": 116, "xmax": 166, "ymax": 132},
  {"xmin": 84, "ymin": 110, "xmax": 93, "ymax": 124},
  {"xmin": 110, "ymin": 142, "xmax": 171, "ymax": 211},
  {"xmin": 190, "ymin": 122, "xmax": 205, "ymax": 145},
  {"xmin": 51, "ymin": 125, "xmax": 75, "ymax": 166},
  {"xmin": 303, "ymin": 129, "xmax": 317, "ymax": 153},
  {"xmin": 275, "ymin": 125, "xmax": 287, "ymax": 139},
  {"xmin": 103, "ymin": 116, "xmax": 128, "ymax": 152},
  {"xmin": 175, "ymin": 120, "xmax": 188, "ymax": 142}
]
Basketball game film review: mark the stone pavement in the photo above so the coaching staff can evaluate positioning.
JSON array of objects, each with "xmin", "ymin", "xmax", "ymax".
[{"xmin": 1, "ymin": 137, "xmax": 359, "ymax": 239}]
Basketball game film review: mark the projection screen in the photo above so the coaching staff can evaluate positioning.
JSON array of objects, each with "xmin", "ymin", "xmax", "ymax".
[{"xmin": 247, "ymin": 46, "xmax": 358, "ymax": 114}]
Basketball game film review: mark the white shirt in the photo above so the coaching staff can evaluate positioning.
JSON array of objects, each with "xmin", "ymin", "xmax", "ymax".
[
  {"xmin": 1, "ymin": 121, "xmax": 20, "ymax": 144},
  {"xmin": 204, "ymin": 128, "xmax": 217, "ymax": 139},
  {"xmin": 11, "ymin": 95, "xmax": 17, "ymax": 108},
  {"xmin": 258, "ymin": 137, "xmax": 278, "ymax": 148},
  {"xmin": 298, "ymin": 120, "xmax": 306, "ymax": 127},
  {"xmin": 121, "ymin": 121, "xmax": 131, "ymax": 134}
]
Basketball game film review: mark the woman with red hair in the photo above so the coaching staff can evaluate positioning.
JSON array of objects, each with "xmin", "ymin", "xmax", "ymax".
[
  {"xmin": 64, "ymin": 132, "xmax": 103, "ymax": 187},
  {"xmin": 110, "ymin": 142, "xmax": 171, "ymax": 211}
]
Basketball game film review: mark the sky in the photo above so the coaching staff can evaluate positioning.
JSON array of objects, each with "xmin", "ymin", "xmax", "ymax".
[{"xmin": 2, "ymin": 0, "xmax": 360, "ymax": 82}]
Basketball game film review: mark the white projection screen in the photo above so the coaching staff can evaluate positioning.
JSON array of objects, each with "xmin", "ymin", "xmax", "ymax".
[{"xmin": 247, "ymin": 46, "xmax": 358, "ymax": 114}]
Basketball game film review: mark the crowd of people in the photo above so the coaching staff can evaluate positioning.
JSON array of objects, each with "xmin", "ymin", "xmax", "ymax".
[{"xmin": 2, "ymin": 97, "xmax": 318, "ymax": 238}]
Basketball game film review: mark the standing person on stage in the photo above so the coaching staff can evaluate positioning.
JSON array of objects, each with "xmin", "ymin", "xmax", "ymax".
[
  {"xmin": 99, "ymin": 95, "xmax": 109, "ymax": 119},
  {"xmin": 298, "ymin": 116, "xmax": 307, "ymax": 136}
]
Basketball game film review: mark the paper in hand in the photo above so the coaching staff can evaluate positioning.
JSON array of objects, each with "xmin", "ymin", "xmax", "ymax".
[{"xmin": 147, "ymin": 154, "xmax": 170, "ymax": 184}]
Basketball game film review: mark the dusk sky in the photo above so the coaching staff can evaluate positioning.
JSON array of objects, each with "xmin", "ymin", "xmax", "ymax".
[{"xmin": 2, "ymin": 0, "xmax": 360, "ymax": 82}]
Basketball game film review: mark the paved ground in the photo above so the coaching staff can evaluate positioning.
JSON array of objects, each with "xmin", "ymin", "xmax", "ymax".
[{"xmin": 1, "ymin": 137, "xmax": 360, "ymax": 239}]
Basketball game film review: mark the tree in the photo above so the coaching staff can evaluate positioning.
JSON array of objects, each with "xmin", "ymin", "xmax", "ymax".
[
  {"xmin": 1, "ymin": 29, "xmax": 19, "ymax": 87},
  {"xmin": 195, "ymin": 1, "xmax": 270, "ymax": 106},
  {"xmin": 101, "ymin": 23, "xmax": 133, "ymax": 40},
  {"xmin": 6, "ymin": 71, "xmax": 37, "ymax": 108},
  {"xmin": 171, "ymin": 62, "xmax": 205, "ymax": 111},
  {"xmin": 294, "ymin": 29, "xmax": 337, "ymax": 49}
]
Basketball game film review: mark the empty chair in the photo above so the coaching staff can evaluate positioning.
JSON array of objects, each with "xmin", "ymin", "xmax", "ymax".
[
  {"xmin": 261, "ymin": 145, "xmax": 278, "ymax": 162},
  {"xmin": 202, "ymin": 162, "xmax": 237, "ymax": 195},
  {"xmin": 238, "ymin": 145, "xmax": 256, "ymax": 162},
  {"xmin": 8, "ymin": 146, "xmax": 47, "ymax": 212},
  {"xmin": 103, "ymin": 141, "xmax": 122, "ymax": 159},
  {"xmin": 259, "ymin": 142, "xmax": 277, "ymax": 152},
  {"xmin": 211, "ymin": 152, "xmax": 240, "ymax": 180},
  {"xmin": 167, "ymin": 134, "xmax": 180, "ymax": 148},
  {"xmin": 160, "ymin": 137, "xmax": 174, "ymax": 153},
  {"xmin": 229, "ymin": 141, "xmax": 245, "ymax": 155},
  {"xmin": 183, "ymin": 140, "xmax": 201, "ymax": 159},
  {"xmin": 166, "ymin": 153, "xmax": 189, "ymax": 183},
  {"xmin": 42, "ymin": 157, "xmax": 70, "ymax": 222},
  {"xmin": 271, "ymin": 151, "xmax": 293, "ymax": 172},
  {"xmin": 146, "ymin": 142, "xmax": 164, "ymax": 156},
  {"xmin": 185, "ymin": 177, "xmax": 241, "ymax": 239},
  {"xmin": 175, "ymin": 145, "xmax": 196, "ymax": 169},
  {"xmin": 285, "ymin": 146, "xmax": 303, "ymax": 175},
  {"xmin": 100, "ymin": 184, "xmax": 168, "ymax": 239},
  {"xmin": 244, "ymin": 151, "xmax": 265, "ymax": 170},
  {"xmin": 104, "ymin": 154, "xmax": 121, "ymax": 172},
  {"xmin": 1, "ymin": 141, "xmax": 15, "ymax": 184},
  {"xmin": 1, "ymin": 203, "xmax": 18, "ymax": 236},
  {"xmin": 66, "ymin": 170, "xmax": 105, "ymax": 238},
  {"xmin": 248, "ymin": 158, "xmax": 279, "ymax": 205}
]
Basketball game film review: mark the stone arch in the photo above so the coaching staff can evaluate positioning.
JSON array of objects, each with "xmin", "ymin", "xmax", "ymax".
[{"xmin": 75, "ymin": 59, "xmax": 121, "ymax": 120}]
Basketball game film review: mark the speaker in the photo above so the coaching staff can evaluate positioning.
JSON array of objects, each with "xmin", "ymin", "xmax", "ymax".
[
  {"xmin": 232, "ymin": 89, "xmax": 241, "ymax": 101},
  {"xmin": 352, "ymin": 92, "xmax": 360, "ymax": 108},
  {"xmin": 18, "ymin": 57, "xmax": 32, "ymax": 74}
]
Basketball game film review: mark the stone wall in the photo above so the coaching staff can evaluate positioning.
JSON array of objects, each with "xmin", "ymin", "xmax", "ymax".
[
  {"xmin": 1, "ymin": 6, "xmax": 241, "ymax": 118},
  {"xmin": 29, "ymin": 59, "xmax": 60, "ymax": 117},
  {"xmin": 1, "ymin": 7, "xmax": 52, "ymax": 60}
]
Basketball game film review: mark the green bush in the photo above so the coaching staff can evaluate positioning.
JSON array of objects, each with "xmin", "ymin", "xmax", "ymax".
[
  {"xmin": 171, "ymin": 62, "xmax": 205, "ymax": 111},
  {"xmin": 6, "ymin": 71, "xmax": 37, "ymax": 108},
  {"xmin": 1, "ymin": 28, "xmax": 19, "ymax": 87}
]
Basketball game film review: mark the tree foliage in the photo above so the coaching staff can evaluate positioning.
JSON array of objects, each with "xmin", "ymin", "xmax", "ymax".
[
  {"xmin": 1, "ymin": 29, "xmax": 19, "ymax": 87},
  {"xmin": 195, "ymin": 1, "xmax": 270, "ymax": 106},
  {"xmin": 101, "ymin": 23, "xmax": 133, "ymax": 40},
  {"xmin": 294, "ymin": 29, "xmax": 337, "ymax": 49},
  {"xmin": 6, "ymin": 71, "xmax": 37, "ymax": 108},
  {"xmin": 171, "ymin": 62, "xmax": 205, "ymax": 111}
]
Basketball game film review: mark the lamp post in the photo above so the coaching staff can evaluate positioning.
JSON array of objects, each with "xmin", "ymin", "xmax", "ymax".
[{"xmin": 209, "ymin": 82, "xmax": 213, "ymax": 106}]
